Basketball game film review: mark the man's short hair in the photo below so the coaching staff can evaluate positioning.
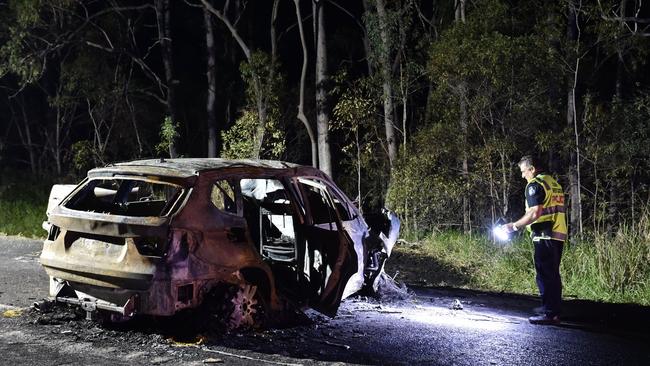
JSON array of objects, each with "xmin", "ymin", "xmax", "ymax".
[{"xmin": 518, "ymin": 155, "xmax": 544, "ymax": 171}]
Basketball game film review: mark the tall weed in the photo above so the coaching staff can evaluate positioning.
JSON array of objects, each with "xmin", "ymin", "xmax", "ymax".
[
  {"xmin": 0, "ymin": 170, "xmax": 52, "ymax": 238},
  {"xmin": 392, "ymin": 216, "xmax": 650, "ymax": 305},
  {"xmin": 563, "ymin": 212, "xmax": 650, "ymax": 304}
]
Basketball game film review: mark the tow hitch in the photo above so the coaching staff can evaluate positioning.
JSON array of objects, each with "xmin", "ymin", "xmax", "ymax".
[{"xmin": 56, "ymin": 294, "xmax": 138, "ymax": 320}]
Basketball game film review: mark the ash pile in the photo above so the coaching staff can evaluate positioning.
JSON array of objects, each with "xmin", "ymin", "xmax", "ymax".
[{"xmin": 369, "ymin": 272, "xmax": 413, "ymax": 303}]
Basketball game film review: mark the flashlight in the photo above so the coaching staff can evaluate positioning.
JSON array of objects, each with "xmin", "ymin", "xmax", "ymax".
[{"xmin": 492, "ymin": 225, "xmax": 511, "ymax": 242}]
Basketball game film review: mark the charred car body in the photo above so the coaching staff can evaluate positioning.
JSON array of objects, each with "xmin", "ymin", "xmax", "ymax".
[{"xmin": 40, "ymin": 159, "xmax": 399, "ymax": 327}]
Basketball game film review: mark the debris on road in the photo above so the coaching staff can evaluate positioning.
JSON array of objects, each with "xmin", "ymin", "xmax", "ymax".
[
  {"xmin": 2, "ymin": 309, "xmax": 22, "ymax": 318},
  {"xmin": 202, "ymin": 357, "xmax": 224, "ymax": 363},
  {"xmin": 32, "ymin": 299, "xmax": 54, "ymax": 313},
  {"xmin": 451, "ymin": 299, "xmax": 464, "ymax": 310},
  {"xmin": 320, "ymin": 340, "xmax": 351, "ymax": 350},
  {"xmin": 374, "ymin": 272, "xmax": 413, "ymax": 301}
]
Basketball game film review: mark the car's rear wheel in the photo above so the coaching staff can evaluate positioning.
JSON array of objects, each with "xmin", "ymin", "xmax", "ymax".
[{"xmin": 203, "ymin": 283, "xmax": 267, "ymax": 330}]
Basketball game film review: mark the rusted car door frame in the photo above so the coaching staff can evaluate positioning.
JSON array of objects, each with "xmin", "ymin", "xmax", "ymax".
[{"xmin": 293, "ymin": 177, "xmax": 358, "ymax": 316}]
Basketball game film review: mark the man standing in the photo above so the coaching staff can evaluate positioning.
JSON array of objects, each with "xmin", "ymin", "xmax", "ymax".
[{"xmin": 503, "ymin": 155, "xmax": 567, "ymax": 325}]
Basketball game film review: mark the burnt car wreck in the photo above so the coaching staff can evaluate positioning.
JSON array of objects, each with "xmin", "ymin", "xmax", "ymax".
[{"xmin": 40, "ymin": 159, "xmax": 399, "ymax": 328}]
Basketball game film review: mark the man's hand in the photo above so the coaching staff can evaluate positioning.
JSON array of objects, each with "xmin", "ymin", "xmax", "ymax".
[
  {"xmin": 502, "ymin": 223, "xmax": 516, "ymax": 233},
  {"xmin": 504, "ymin": 205, "xmax": 542, "ymax": 233}
]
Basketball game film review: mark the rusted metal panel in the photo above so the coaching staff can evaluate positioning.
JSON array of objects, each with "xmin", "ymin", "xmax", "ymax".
[{"xmin": 48, "ymin": 210, "xmax": 169, "ymax": 238}]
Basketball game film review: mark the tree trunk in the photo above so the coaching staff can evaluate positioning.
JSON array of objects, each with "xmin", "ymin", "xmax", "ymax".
[
  {"xmin": 271, "ymin": 0, "xmax": 280, "ymax": 63},
  {"xmin": 399, "ymin": 63, "xmax": 408, "ymax": 150},
  {"xmin": 455, "ymin": 0, "xmax": 466, "ymax": 23},
  {"xmin": 253, "ymin": 76, "xmax": 267, "ymax": 158},
  {"xmin": 314, "ymin": 0, "xmax": 332, "ymax": 177},
  {"xmin": 204, "ymin": 6, "xmax": 217, "ymax": 158},
  {"xmin": 609, "ymin": 0, "xmax": 627, "ymax": 230},
  {"xmin": 356, "ymin": 128, "xmax": 362, "ymax": 213},
  {"xmin": 54, "ymin": 105, "xmax": 63, "ymax": 175},
  {"xmin": 615, "ymin": 0, "xmax": 627, "ymax": 100},
  {"xmin": 46, "ymin": 82, "xmax": 72, "ymax": 176},
  {"xmin": 454, "ymin": 0, "xmax": 470, "ymax": 233},
  {"xmin": 567, "ymin": 0, "xmax": 583, "ymax": 239},
  {"xmin": 125, "ymin": 64, "xmax": 144, "ymax": 156},
  {"xmin": 376, "ymin": 0, "xmax": 397, "ymax": 168},
  {"xmin": 294, "ymin": 0, "xmax": 318, "ymax": 167},
  {"xmin": 17, "ymin": 95, "xmax": 37, "ymax": 174},
  {"xmin": 155, "ymin": 0, "xmax": 178, "ymax": 158},
  {"xmin": 361, "ymin": 0, "xmax": 374, "ymax": 75},
  {"xmin": 202, "ymin": 0, "xmax": 267, "ymax": 159},
  {"xmin": 489, "ymin": 161, "xmax": 496, "ymax": 224}
]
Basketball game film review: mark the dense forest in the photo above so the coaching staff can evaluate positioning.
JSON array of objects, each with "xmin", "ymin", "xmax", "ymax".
[{"xmin": 1, "ymin": 0, "xmax": 649, "ymax": 240}]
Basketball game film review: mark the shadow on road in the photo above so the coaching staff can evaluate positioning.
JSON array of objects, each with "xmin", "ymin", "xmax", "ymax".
[{"xmin": 385, "ymin": 249, "xmax": 475, "ymax": 287}]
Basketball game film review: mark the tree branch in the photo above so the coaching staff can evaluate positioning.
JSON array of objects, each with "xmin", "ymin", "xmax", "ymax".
[{"xmin": 201, "ymin": 0, "xmax": 251, "ymax": 60}]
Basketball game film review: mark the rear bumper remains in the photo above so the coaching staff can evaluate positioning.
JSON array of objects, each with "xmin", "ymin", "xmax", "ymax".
[{"xmin": 47, "ymin": 275, "xmax": 205, "ymax": 318}]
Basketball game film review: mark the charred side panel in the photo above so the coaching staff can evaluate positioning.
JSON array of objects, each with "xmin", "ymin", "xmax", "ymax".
[{"xmin": 169, "ymin": 173, "xmax": 282, "ymax": 313}]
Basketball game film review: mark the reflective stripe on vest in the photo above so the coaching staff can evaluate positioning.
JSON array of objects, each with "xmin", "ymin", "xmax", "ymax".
[{"xmin": 525, "ymin": 174, "xmax": 568, "ymax": 242}]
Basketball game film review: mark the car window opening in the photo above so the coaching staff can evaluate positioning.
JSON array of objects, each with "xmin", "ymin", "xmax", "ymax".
[
  {"xmin": 299, "ymin": 181, "xmax": 337, "ymax": 230},
  {"xmin": 64, "ymin": 178, "xmax": 183, "ymax": 217},
  {"xmin": 240, "ymin": 179, "xmax": 298, "ymax": 263},
  {"xmin": 210, "ymin": 180, "xmax": 237, "ymax": 215}
]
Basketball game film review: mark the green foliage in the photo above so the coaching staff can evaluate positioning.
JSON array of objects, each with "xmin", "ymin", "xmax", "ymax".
[
  {"xmin": 71, "ymin": 140, "xmax": 95, "ymax": 172},
  {"xmin": 332, "ymin": 71, "xmax": 375, "ymax": 128},
  {"xmin": 0, "ymin": 0, "xmax": 77, "ymax": 83},
  {"xmin": 331, "ymin": 70, "xmax": 390, "ymax": 209},
  {"xmin": 0, "ymin": 27, "xmax": 42, "ymax": 83},
  {"xmin": 233, "ymin": 51, "xmax": 286, "ymax": 159},
  {"xmin": 240, "ymin": 51, "xmax": 283, "ymax": 107},
  {"xmin": 389, "ymin": 0, "xmax": 565, "ymax": 234},
  {"xmin": 1, "ymin": 0, "xmax": 158, "ymax": 172},
  {"xmin": 221, "ymin": 109, "xmax": 285, "ymax": 160},
  {"xmin": 577, "ymin": 92, "xmax": 650, "ymax": 230},
  {"xmin": 156, "ymin": 116, "xmax": 179, "ymax": 157},
  {"xmin": 386, "ymin": 123, "xmax": 466, "ymax": 234}
]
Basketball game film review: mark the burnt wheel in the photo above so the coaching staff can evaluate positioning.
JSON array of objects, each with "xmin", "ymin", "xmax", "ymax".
[{"xmin": 203, "ymin": 283, "xmax": 267, "ymax": 330}]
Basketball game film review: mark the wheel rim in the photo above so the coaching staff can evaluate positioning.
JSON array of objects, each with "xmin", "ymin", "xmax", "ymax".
[{"xmin": 229, "ymin": 284, "xmax": 259, "ymax": 329}]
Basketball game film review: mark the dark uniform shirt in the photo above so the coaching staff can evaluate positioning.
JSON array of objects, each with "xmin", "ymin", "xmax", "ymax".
[{"xmin": 526, "ymin": 181, "xmax": 553, "ymax": 237}]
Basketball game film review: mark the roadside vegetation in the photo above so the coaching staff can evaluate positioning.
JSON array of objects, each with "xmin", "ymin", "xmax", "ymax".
[
  {"xmin": 386, "ymin": 213, "xmax": 650, "ymax": 306},
  {"xmin": 0, "ymin": 170, "xmax": 54, "ymax": 238}
]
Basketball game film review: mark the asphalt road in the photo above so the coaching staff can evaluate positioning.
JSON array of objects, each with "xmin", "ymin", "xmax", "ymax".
[{"xmin": 1, "ymin": 236, "xmax": 649, "ymax": 365}]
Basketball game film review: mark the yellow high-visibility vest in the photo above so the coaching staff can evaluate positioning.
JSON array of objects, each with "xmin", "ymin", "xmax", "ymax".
[{"xmin": 525, "ymin": 174, "xmax": 568, "ymax": 242}]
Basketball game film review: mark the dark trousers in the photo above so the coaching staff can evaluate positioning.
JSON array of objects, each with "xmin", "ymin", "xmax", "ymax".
[{"xmin": 533, "ymin": 239, "xmax": 564, "ymax": 316}]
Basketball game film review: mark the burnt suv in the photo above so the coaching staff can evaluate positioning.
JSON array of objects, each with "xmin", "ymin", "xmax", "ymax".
[{"xmin": 40, "ymin": 158, "xmax": 399, "ymax": 327}]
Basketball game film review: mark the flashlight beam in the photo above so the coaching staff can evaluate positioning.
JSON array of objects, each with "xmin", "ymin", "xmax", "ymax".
[{"xmin": 492, "ymin": 226, "xmax": 510, "ymax": 242}]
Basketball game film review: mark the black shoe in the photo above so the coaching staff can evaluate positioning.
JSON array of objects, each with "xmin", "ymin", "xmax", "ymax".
[{"xmin": 528, "ymin": 314, "xmax": 560, "ymax": 325}]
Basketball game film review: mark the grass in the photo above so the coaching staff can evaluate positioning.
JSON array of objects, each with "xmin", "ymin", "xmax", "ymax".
[
  {"xmin": 0, "ymin": 170, "xmax": 52, "ymax": 238},
  {"xmin": 386, "ymin": 219, "xmax": 650, "ymax": 306}
]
